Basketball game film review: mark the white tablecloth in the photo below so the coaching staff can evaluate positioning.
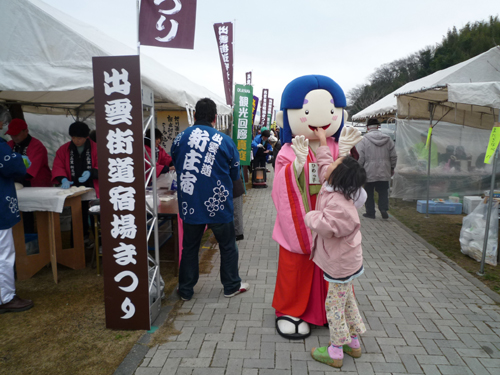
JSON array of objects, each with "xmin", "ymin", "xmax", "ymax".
[{"xmin": 17, "ymin": 187, "xmax": 96, "ymax": 213}]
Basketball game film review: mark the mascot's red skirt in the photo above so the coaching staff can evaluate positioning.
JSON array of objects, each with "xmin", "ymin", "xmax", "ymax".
[{"xmin": 273, "ymin": 246, "xmax": 329, "ymax": 327}]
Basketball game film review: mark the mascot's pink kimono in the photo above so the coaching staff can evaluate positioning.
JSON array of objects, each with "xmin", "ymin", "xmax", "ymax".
[{"xmin": 272, "ymin": 75, "xmax": 361, "ymax": 339}]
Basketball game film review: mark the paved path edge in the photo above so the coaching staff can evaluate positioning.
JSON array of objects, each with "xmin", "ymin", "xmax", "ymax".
[{"xmin": 113, "ymin": 289, "xmax": 176, "ymax": 375}]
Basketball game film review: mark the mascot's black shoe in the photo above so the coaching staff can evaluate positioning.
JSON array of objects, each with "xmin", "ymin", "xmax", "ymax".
[{"xmin": 276, "ymin": 316, "xmax": 312, "ymax": 340}]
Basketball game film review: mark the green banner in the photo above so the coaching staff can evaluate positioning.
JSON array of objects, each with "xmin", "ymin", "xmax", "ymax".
[
  {"xmin": 484, "ymin": 125, "xmax": 500, "ymax": 164},
  {"xmin": 233, "ymin": 84, "xmax": 253, "ymax": 166}
]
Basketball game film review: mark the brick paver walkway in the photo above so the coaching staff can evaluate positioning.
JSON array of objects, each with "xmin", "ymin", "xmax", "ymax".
[{"xmin": 135, "ymin": 172, "xmax": 500, "ymax": 375}]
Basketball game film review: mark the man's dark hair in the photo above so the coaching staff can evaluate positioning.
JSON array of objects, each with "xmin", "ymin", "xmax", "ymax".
[
  {"xmin": 327, "ymin": 156, "xmax": 367, "ymax": 201},
  {"xmin": 367, "ymin": 118, "xmax": 380, "ymax": 127},
  {"xmin": 69, "ymin": 121, "xmax": 90, "ymax": 137},
  {"xmin": 194, "ymin": 98, "xmax": 217, "ymax": 123},
  {"xmin": 261, "ymin": 130, "xmax": 271, "ymax": 138}
]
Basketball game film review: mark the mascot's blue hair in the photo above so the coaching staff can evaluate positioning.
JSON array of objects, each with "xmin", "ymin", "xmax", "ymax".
[{"xmin": 280, "ymin": 75, "xmax": 346, "ymax": 144}]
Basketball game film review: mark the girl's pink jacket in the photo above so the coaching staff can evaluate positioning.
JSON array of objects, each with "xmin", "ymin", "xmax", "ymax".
[
  {"xmin": 304, "ymin": 146, "xmax": 365, "ymax": 279},
  {"xmin": 271, "ymin": 137, "xmax": 339, "ymax": 254}
]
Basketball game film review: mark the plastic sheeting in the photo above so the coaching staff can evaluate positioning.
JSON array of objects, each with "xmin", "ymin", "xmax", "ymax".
[{"xmin": 391, "ymin": 119, "xmax": 500, "ymax": 200}]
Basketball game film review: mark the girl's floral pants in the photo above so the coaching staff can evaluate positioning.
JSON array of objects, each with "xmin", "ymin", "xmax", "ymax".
[{"xmin": 325, "ymin": 281, "xmax": 366, "ymax": 346}]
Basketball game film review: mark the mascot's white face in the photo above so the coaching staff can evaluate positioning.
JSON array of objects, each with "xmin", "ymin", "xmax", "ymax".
[{"xmin": 286, "ymin": 89, "xmax": 344, "ymax": 141}]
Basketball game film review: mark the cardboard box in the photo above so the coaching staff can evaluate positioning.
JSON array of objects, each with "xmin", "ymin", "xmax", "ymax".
[{"xmin": 463, "ymin": 196, "xmax": 483, "ymax": 214}]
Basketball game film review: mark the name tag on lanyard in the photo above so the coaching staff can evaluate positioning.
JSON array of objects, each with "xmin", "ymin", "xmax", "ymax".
[{"xmin": 309, "ymin": 162, "xmax": 320, "ymax": 185}]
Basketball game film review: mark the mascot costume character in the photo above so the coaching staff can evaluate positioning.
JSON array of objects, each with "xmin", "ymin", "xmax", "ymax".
[{"xmin": 272, "ymin": 75, "xmax": 362, "ymax": 339}]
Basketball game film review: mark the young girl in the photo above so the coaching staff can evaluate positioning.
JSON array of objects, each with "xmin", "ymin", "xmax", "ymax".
[{"xmin": 304, "ymin": 128, "xmax": 367, "ymax": 368}]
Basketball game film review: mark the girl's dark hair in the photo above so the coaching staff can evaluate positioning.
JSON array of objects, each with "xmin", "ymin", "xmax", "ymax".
[{"xmin": 327, "ymin": 156, "xmax": 366, "ymax": 201}]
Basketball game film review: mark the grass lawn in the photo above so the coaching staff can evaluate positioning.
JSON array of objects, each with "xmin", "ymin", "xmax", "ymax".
[
  {"xmin": 389, "ymin": 198, "xmax": 500, "ymax": 295},
  {"xmin": 0, "ymin": 230, "xmax": 216, "ymax": 375}
]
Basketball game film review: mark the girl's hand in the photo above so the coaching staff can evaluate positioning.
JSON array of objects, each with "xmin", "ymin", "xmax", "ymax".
[{"xmin": 314, "ymin": 127, "xmax": 328, "ymax": 146}]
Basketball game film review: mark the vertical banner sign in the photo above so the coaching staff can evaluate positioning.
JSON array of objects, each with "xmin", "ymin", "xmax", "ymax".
[
  {"xmin": 139, "ymin": 0, "xmax": 197, "ymax": 49},
  {"xmin": 267, "ymin": 98, "xmax": 274, "ymax": 126},
  {"xmin": 233, "ymin": 84, "xmax": 253, "ymax": 166},
  {"xmin": 245, "ymin": 72, "xmax": 252, "ymax": 85},
  {"xmin": 260, "ymin": 89, "xmax": 269, "ymax": 127},
  {"xmin": 214, "ymin": 22, "xmax": 233, "ymax": 106},
  {"xmin": 92, "ymin": 55, "xmax": 150, "ymax": 330},
  {"xmin": 252, "ymin": 95, "xmax": 259, "ymax": 129}
]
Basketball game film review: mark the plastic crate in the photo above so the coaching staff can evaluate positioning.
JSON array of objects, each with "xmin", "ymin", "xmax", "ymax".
[{"xmin": 416, "ymin": 200, "xmax": 463, "ymax": 215}]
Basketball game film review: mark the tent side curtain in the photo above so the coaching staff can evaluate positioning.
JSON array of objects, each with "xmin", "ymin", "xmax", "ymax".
[
  {"xmin": 448, "ymin": 82, "xmax": 500, "ymax": 110},
  {"xmin": 391, "ymin": 118, "xmax": 499, "ymax": 200}
]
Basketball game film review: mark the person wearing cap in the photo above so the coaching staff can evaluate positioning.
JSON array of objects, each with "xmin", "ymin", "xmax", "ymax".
[
  {"xmin": 52, "ymin": 121, "xmax": 99, "ymax": 195},
  {"xmin": 355, "ymin": 118, "xmax": 397, "ymax": 219},
  {"xmin": 52, "ymin": 121, "xmax": 99, "ymax": 240},
  {"xmin": 251, "ymin": 129, "xmax": 273, "ymax": 182},
  {"xmin": 0, "ymin": 105, "xmax": 34, "ymax": 314},
  {"xmin": 6, "ymin": 118, "xmax": 52, "ymax": 188}
]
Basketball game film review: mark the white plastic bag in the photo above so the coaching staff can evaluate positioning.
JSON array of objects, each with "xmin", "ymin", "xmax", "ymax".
[
  {"xmin": 460, "ymin": 199, "xmax": 498, "ymax": 266},
  {"xmin": 157, "ymin": 170, "xmax": 176, "ymax": 189}
]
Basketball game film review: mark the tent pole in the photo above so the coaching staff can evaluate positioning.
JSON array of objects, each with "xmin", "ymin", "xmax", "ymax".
[
  {"xmin": 478, "ymin": 111, "xmax": 500, "ymax": 276},
  {"xmin": 136, "ymin": 0, "xmax": 140, "ymax": 55},
  {"xmin": 425, "ymin": 104, "xmax": 434, "ymax": 218}
]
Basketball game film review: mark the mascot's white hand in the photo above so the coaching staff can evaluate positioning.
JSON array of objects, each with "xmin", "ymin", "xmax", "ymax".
[
  {"xmin": 291, "ymin": 135, "xmax": 309, "ymax": 176},
  {"xmin": 338, "ymin": 127, "xmax": 363, "ymax": 156}
]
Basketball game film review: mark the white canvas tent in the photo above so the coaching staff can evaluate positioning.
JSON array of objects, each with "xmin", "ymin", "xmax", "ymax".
[
  {"xmin": 0, "ymin": 0, "xmax": 232, "ymax": 117},
  {"xmin": 395, "ymin": 82, "xmax": 500, "ymax": 271},
  {"xmin": 352, "ymin": 46, "xmax": 500, "ymax": 121}
]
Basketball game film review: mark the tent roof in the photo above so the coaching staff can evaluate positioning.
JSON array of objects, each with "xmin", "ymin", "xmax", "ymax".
[
  {"xmin": 395, "ymin": 81, "xmax": 500, "ymax": 130},
  {"xmin": 352, "ymin": 46, "xmax": 500, "ymax": 121},
  {"xmin": 0, "ymin": 0, "xmax": 232, "ymax": 115}
]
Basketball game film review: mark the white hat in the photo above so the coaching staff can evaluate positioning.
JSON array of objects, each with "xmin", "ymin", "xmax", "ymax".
[{"xmin": 269, "ymin": 135, "xmax": 278, "ymax": 143}]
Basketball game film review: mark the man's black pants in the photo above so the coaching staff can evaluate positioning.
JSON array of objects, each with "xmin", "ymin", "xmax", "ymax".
[{"xmin": 364, "ymin": 181, "xmax": 390, "ymax": 217}]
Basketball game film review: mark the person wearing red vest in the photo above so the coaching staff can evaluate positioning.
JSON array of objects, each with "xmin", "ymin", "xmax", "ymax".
[
  {"xmin": 6, "ymin": 118, "xmax": 53, "ymax": 233},
  {"xmin": 6, "ymin": 118, "xmax": 52, "ymax": 188},
  {"xmin": 52, "ymin": 121, "xmax": 99, "ymax": 241}
]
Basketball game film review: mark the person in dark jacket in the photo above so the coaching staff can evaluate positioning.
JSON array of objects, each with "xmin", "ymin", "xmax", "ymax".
[
  {"xmin": 251, "ymin": 129, "xmax": 273, "ymax": 169},
  {"xmin": 268, "ymin": 135, "xmax": 281, "ymax": 170},
  {"xmin": 355, "ymin": 118, "xmax": 397, "ymax": 219},
  {"xmin": 0, "ymin": 105, "xmax": 34, "ymax": 314}
]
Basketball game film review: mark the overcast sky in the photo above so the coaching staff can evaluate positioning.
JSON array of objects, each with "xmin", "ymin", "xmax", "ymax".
[{"xmin": 42, "ymin": 0, "xmax": 499, "ymax": 112}]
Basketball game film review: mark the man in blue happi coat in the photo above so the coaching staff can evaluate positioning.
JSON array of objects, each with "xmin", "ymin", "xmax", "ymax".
[
  {"xmin": 0, "ymin": 105, "xmax": 34, "ymax": 314},
  {"xmin": 171, "ymin": 98, "xmax": 250, "ymax": 301}
]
